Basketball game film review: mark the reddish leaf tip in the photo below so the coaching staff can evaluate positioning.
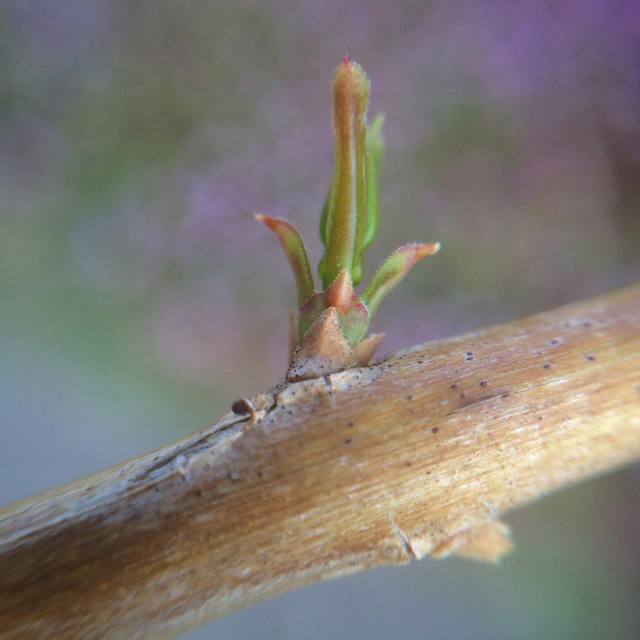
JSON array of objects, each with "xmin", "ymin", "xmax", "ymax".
[
  {"xmin": 414, "ymin": 242, "xmax": 441, "ymax": 259},
  {"xmin": 394, "ymin": 242, "xmax": 441, "ymax": 273},
  {"xmin": 254, "ymin": 212, "xmax": 277, "ymax": 231}
]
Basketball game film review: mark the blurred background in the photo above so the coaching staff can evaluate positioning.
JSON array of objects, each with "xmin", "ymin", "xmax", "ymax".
[{"xmin": 1, "ymin": 1, "xmax": 639, "ymax": 638}]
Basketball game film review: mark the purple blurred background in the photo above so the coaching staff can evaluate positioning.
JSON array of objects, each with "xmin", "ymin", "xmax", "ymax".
[{"xmin": 1, "ymin": 1, "xmax": 639, "ymax": 638}]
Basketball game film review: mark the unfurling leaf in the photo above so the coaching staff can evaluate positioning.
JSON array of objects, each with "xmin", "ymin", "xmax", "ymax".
[{"xmin": 319, "ymin": 57, "xmax": 370, "ymax": 288}]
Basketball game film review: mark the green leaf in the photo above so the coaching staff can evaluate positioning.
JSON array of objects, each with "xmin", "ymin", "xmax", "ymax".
[
  {"xmin": 361, "ymin": 242, "xmax": 440, "ymax": 320},
  {"xmin": 255, "ymin": 214, "xmax": 316, "ymax": 306},
  {"xmin": 362, "ymin": 113, "xmax": 385, "ymax": 251}
]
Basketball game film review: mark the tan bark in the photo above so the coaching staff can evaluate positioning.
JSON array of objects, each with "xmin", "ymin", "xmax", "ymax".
[{"xmin": 1, "ymin": 284, "xmax": 639, "ymax": 639}]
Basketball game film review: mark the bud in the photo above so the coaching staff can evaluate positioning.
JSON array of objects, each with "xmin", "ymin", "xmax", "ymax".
[{"xmin": 256, "ymin": 58, "xmax": 441, "ymax": 381}]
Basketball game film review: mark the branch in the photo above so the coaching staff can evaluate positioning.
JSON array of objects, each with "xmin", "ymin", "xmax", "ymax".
[{"xmin": 1, "ymin": 285, "xmax": 639, "ymax": 639}]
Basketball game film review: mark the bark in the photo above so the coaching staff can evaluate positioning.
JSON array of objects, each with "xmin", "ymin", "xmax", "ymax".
[{"xmin": 1, "ymin": 284, "xmax": 639, "ymax": 639}]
